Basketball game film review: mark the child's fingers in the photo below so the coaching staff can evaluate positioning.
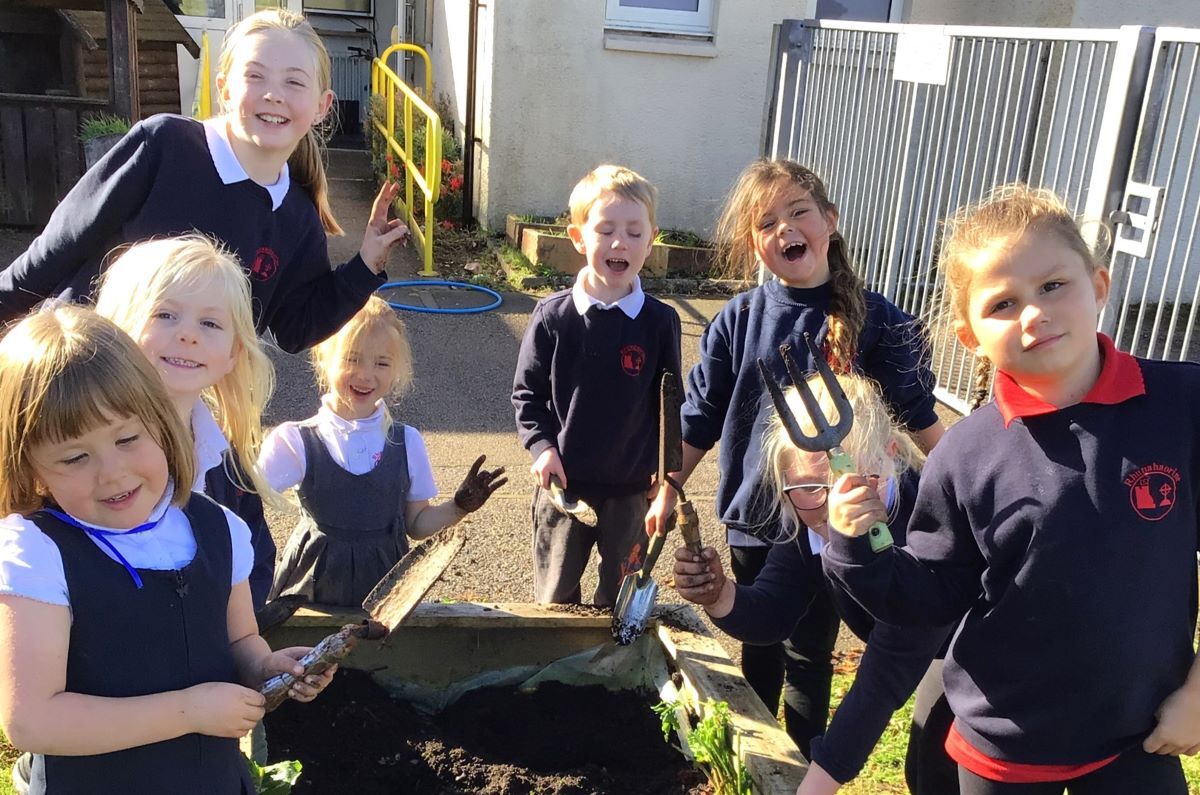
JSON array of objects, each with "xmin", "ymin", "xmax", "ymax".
[{"xmin": 369, "ymin": 182, "xmax": 399, "ymax": 223}]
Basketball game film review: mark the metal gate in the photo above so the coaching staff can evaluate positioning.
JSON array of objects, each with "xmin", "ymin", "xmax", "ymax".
[
  {"xmin": 766, "ymin": 20, "xmax": 1157, "ymax": 411},
  {"xmin": 1103, "ymin": 29, "xmax": 1200, "ymax": 364}
]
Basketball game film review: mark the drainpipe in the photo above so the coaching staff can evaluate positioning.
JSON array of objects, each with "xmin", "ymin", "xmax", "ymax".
[{"xmin": 461, "ymin": 0, "xmax": 479, "ymax": 225}]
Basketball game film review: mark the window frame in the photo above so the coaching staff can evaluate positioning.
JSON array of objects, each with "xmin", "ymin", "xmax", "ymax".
[
  {"xmin": 603, "ymin": 0, "xmax": 715, "ymax": 36},
  {"xmin": 303, "ymin": 0, "xmax": 374, "ymax": 18}
]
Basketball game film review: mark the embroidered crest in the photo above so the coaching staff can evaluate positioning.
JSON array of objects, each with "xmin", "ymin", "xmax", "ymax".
[
  {"xmin": 1124, "ymin": 463, "xmax": 1181, "ymax": 522},
  {"xmin": 620, "ymin": 344, "xmax": 646, "ymax": 376},
  {"xmin": 249, "ymin": 247, "xmax": 279, "ymax": 281}
]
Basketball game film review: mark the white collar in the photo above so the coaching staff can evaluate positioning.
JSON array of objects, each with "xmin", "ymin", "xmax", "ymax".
[
  {"xmin": 202, "ymin": 118, "xmax": 290, "ymax": 211},
  {"xmin": 318, "ymin": 395, "xmax": 387, "ymax": 433},
  {"xmin": 56, "ymin": 482, "xmax": 176, "ymax": 534},
  {"xmin": 571, "ymin": 274, "xmax": 645, "ymax": 319},
  {"xmin": 191, "ymin": 400, "xmax": 230, "ymax": 491}
]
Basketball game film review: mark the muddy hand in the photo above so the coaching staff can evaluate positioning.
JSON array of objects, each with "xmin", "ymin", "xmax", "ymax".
[
  {"xmin": 360, "ymin": 182, "xmax": 410, "ymax": 273},
  {"xmin": 454, "ymin": 455, "xmax": 508, "ymax": 513},
  {"xmin": 671, "ymin": 546, "xmax": 725, "ymax": 607}
]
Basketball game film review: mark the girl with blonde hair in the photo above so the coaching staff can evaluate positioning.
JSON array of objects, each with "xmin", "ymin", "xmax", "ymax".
[
  {"xmin": 0, "ymin": 8, "xmax": 409, "ymax": 354},
  {"xmin": 262, "ymin": 297, "xmax": 506, "ymax": 606},
  {"xmin": 95, "ymin": 234, "xmax": 281, "ymax": 610},
  {"xmin": 0, "ymin": 305, "xmax": 331, "ymax": 794},
  {"xmin": 673, "ymin": 370, "xmax": 956, "ymax": 794}
]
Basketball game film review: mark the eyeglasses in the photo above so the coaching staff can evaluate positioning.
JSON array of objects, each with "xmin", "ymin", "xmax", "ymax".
[{"xmin": 783, "ymin": 474, "xmax": 880, "ymax": 512}]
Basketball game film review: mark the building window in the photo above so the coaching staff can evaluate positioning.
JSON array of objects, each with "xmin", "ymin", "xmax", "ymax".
[
  {"xmin": 304, "ymin": 0, "xmax": 372, "ymax": 15},
  {"xmin": 176, "ymin": 0, "xmax": 225, "ymax": 18},
  {"xmin": 604, "ymin": 0, "xmax": 714, "ymax": 36}
]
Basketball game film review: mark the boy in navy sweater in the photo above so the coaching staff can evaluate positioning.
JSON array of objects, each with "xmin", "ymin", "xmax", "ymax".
[
  {"xmin": 824, "ymin": 185, "xmax": 1199, "ymax": 793},
  {"xmin": 512, "ymin": 165, "xmax": 681, "ymax": 605}
]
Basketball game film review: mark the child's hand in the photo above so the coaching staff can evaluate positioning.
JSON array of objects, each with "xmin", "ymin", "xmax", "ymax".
[
  {"xmin": 359, "ymin": 182, "xmax": 410, "ymax": 274},
  {"xmin": 531, "ymin": 448, "xmax": 565, "ymax": 489},
  {"xmin": 260, "ymin": 648, "xmax": 338, "ymax": 704},
  {"xmin": 1145, "ymin": 683, "xmax": 1200, "ymax": 756},
  {"xmin": 183, "ymin": 682, "xmax": 266, "ymax": 738},
  {"xmin": 644, "ymin": 481, "xmax": 678, "ymax": 538},
  {"xmin": 454, "ymin": 454, "xmax": 508, "ymax": 513},
  {"xmin": 827, "ymin": 474, "xmax": 888, "ymax": 538},
  {"xmin": 797, "ymin": 761, "xmax": 841, "ymax": 795},
  {"xmin": 671, "ymin": 546, "xmax": 734, "ymax": 617}
]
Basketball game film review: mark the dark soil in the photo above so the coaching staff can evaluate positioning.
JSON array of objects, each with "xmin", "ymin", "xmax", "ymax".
[{"xmin": 266, "ymin": 669, "xmax": 709, "ymax": 795}]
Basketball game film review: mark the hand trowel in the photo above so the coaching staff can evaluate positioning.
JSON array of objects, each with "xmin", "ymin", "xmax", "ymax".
[{"xmin": 260, "ymin": 526, "xmax": 466, "ymax": 711}]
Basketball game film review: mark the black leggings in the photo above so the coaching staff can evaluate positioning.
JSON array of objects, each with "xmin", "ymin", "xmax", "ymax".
[
  {"xmin": 957, "ymin": 748, "xmax": 1186, "ymax": 795},
  {"xmin": 906, "ymin": 660, "xmax": 959, "ymax": 795},
  {"xmin": 729, "ymin": 544, "xmax": 839, "ymax": 759}
]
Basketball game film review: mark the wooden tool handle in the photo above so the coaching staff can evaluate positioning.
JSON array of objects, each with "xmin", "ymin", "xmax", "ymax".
[
  {"xmin": 260, "ymin": 621, "xmax": 381, "ymax": 712},
  {"xmin": 676, "ymin": 499, "xmax": 703, "ymax": 557}
]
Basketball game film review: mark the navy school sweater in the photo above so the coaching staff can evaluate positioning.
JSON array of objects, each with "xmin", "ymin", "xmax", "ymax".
[
  {"xmin": 0, "ymin": 114, "xmax": 383, "ymax": 353},
  {"xmin": 712, "ymin": 469, "xmax": 951, "ymax": 783},
  {"xmin": 823, "ymin": 338, "xmax": 1200, "ymax": 766},
  {"xmin": 511, "ymin": 289, "xmax": 682, "ymax": 502},
  {"xmin": 681, "ymin": 278, "xmax": 938, "ymax": 537}
]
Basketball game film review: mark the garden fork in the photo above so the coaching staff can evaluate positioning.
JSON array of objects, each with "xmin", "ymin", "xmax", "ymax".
[{"xmin": 756, "ymin": 334, "xmax": 893, "ymax": 552}]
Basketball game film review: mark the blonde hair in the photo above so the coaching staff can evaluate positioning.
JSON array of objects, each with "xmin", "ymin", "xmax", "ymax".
[
  {"xmin": 218, "ymin": 9, "xmax": 343, "ymax": 236},
  {"xmin": 715, "ymin": 160, "xmax": 865, "ymax": 373},
  {"xmin": 939, "ymin": 183, "xmax": 1103, "ymax": 410},
  {"xmin": 0, "ymin": 305, "xmax": 194, "ymax": 517},
  {"xmin": 311, "ymin": 296, "xmax": 413, "ymax": 430},
  {"xmin": 568, "ymin": 164, "xmax": 659, "ymax": 228},
  {"xmin": 761, "ymin": 371, "xmax": 924, "ymax": 535},
  {"xmin": 94, "ymin": 235, "xmax": 281, "ymax": 508}
]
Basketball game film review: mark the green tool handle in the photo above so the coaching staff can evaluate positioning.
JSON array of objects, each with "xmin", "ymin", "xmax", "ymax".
[{"xmin": 827, "ymin": 447, "xmax": 893, "ymax": 552}]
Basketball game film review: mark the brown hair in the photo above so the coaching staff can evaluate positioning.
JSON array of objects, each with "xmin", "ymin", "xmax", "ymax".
[
  {"xmin": 0, "ymin": 305, "xmax": 194, "ymax": 517},
  {"xmin": 715, "ymin": 159, "xmax": 865, "ymax": 372},
  {"xmin": 568, "ymin": 164, "xmax": 659, "ymax": 228},
  {"xmin": 939, "ymin": 184, "xmax": 1103, "ymax": 410},
  {"xmin": 311, "ymin": 296, "xmax": 413, "ymax": 431},
  {"xmin": 217, "ymin": 9, "xmax": 343, "ymax": 236}
]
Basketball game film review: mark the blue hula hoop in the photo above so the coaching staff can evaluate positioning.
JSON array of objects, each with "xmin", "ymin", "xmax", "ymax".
[{"xmin": 377, "ymin": 280, "xmax": 503, "ymax": 314}]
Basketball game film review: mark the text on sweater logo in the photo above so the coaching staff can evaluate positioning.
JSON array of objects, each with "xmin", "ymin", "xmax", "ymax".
[
  {"xmin": 1124, "ymin": 463, "xmax": 1181, "ymax": 522},
  {"xmin": 249, "ymin": 247, "xmax": 279, "ymax": 281},
  {"xmin": 620, "ymin": 344, "xmax": 646, "ymax": 376}
]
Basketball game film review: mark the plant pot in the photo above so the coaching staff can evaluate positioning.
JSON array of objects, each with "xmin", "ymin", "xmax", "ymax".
[
  {"xmin": 521, "ymin": 228, "xmax": 585, "ymax": 275},
  {"xmin": 505, "ymin": 214, "xmax": 565, "ymax": 246},
  {"xmin": 83, "ymin": 134, "xmax": 124, "ymax": 170}
]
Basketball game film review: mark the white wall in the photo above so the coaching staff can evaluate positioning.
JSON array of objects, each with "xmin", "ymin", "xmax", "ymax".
[
  {"xmin": 429, "ymin": 0, "xmax": 470, "ymax": 143},
  {"xmin": 457, "ymin": 0, "xmax": 814, "ymax": 235},
  {"xmin": 900, "ymin": 0, "xmax": 1200, "ymax": 27}
]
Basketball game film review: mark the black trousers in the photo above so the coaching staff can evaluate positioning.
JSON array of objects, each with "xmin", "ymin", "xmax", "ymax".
[
  {"xmin": 729, "ymin": 544, "xmax": 839, "ymax": 759},
  {"xmin": 906, "ymin": 659, "xmax": 960, "ymax": 795},
  {"xmin": 957, "ymin": 747, "xmax": 1186, "ymax": 795}
]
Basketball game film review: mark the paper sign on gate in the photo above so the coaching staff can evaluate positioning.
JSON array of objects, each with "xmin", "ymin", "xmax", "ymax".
[{"xmin": 894, "ymin": 25, "xmax": 951, "ymax": 85}]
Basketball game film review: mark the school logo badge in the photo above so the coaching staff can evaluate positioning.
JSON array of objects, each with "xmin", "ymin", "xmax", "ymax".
[
  {"xmin": 620, "ymin": 344, "xmax": 646, "ymax": 376},
  {"xmin": 1124, "ymin": 463, "xmax": 1181, "ymax": 522},
  {"xmin": 249, "ymin": 247, "xmax": 279, "ymax": 281}
]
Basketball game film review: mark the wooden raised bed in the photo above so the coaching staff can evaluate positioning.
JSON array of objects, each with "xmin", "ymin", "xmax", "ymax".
[{"xmin": 265, "ymin": 602, "xmax": 807, "ymax": 793}]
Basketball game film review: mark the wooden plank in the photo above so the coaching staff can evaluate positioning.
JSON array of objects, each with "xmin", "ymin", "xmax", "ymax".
[
  {"xmin": 287, "ymin": 601, "xmax": 615, "ymax": 630},
  {"xmin": 104, "ymin": 0, "xmax": 138, "ymax": 121},
  {"xmin": 53, "ymin": 106, "xmax": 81, "ymax": 199},
  {"xmin": 26, "ymin": 105, "xmax": 59, "ymax": 222},
  {"xmin": 0, "ymin": 106, "xmax": 31, "ymax": 225},
  {"xmin": 658, "ymin": 618, "xmax": 808, "ymax": 795}
]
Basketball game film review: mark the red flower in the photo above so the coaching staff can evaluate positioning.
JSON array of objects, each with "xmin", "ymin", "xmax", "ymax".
[
  {"xmin": 448, "ymin": 175, "xmax": 463, "ymax": 192},
  {"xmin": 440, "ymin": 219, "xmax": 455, "ymax": 230},
  {"xmin": 386, "ymin": 153, "xmax": 400, "ymax": 179},
  {"xmin": 441, "ymin": 159, "xmax": 453, "ymax": 175}
]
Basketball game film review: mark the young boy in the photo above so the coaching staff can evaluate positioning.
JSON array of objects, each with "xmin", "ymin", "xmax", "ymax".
[{"xmin": 512, "ymin": 165, "xmax": 682, "ymax": 605}]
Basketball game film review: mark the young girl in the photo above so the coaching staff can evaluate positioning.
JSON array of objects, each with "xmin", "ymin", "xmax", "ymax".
[
  {"xmin": 648, "ymin": 159, "xmax": 945, "ymax": 755},
  {"xmin": 263, "ymin": 296, "xmax": 505, "ymax": 606},
  {"xmin": 0, "ymin": 9, "xmax": 408, "ymax": 354},
  {"xmin": 824, "ymin": 184, "xmax": 1200, "ymax": 794},
  {"xmin": 0, "ymin": 305, "xmax": 332, "ymax": 794},
  {"xmin": 672, "ymin": 371, "xmax": 956, "ymax": 795},
  {"xmin": 94, "ymin": 235, "xmax": 280, "ymax": 612}
]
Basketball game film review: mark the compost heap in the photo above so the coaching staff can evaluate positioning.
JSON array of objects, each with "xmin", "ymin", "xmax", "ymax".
[{"xmin": 265, "ymin": 668, "xmax": 709, "ymax": 794}]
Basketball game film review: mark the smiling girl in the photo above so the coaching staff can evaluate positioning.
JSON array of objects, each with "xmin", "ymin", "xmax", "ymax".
[
  {"xmin": 0, "ymin": 9, "xmax": 408, "ymax": 354},
  {"xmin": 262, "ymin": 297, "xmax": 505, "ymax": 606},
  {"xmin": 647, "ymin": 159, "xmax": 945, "ymax": 755}
]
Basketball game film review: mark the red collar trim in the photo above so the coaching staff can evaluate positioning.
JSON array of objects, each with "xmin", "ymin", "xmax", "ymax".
[{"xmin": 993, "ymin": 334, "xmax": 1145, "ymax": 428}]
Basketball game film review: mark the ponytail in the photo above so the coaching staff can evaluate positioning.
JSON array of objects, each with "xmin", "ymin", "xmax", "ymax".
[
  {"xmin": 290, "ymin": 130, "xmax": 343, "ymax": 236},
  {"xmin": 970, "ymin": 354, "xmax": 993, "ymax": 411},
  {"xmin": 824, "ymin": 232, "xmax": 867, "ymax": 374}
]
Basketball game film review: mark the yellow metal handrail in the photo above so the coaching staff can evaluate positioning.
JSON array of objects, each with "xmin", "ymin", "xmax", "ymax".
[
  {"xmin": 372, "ymin": 44, "xmax": 441, "ymax": 277},
  {"xmin": 194, "ymin": 30, "xmax": 212, "ymax": 120}
]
